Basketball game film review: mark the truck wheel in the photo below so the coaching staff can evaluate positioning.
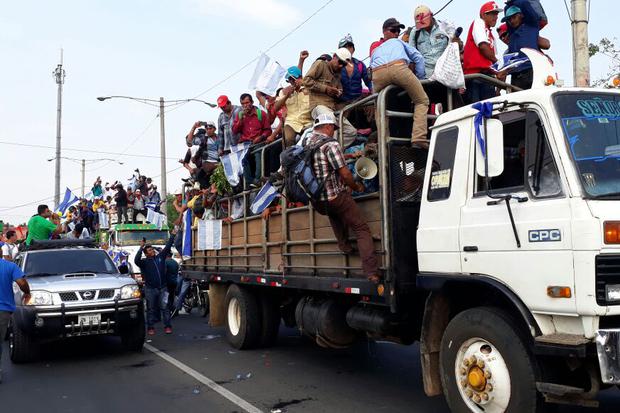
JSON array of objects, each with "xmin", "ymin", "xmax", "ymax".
[
  {"xmin": 121, "ymin": 312, "xmax": 146, "ymax": 352},
  {"xmin": 258, "ymin": 294, "xmax": 280, "ymax": 348},
  {"xmin": 225, "ymin": 285, "xmax": 261, "ymax": 349},
  {"xmin": 9, "ymin": 319, "xmax": 39, "ymax": 364},
  {"xmin": 440, "ymin": 307, "xmax": 539, "ymax": 413}
]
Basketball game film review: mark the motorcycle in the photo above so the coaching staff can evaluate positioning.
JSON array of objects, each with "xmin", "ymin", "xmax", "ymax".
[{"xmin": 181, "ymin": 279, "xmax": 210, "ymax": 317}]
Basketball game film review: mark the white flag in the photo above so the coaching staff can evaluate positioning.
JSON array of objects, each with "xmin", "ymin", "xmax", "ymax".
[
  {"xmin": 197, "ymin": 219, "xmax": 222, "ymax": 250},
  {"xmin": 248, "ymin": 54, "xmax": 287, "ymax": 97}
]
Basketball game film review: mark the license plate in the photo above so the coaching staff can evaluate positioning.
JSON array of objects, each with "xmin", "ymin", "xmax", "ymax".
[{"xmin": 78, "ymin": 313, "xmax": 101, "ymax": 325}]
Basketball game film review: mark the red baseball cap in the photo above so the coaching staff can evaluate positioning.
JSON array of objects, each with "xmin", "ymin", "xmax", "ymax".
[
  {"xmin": 497, "ymin": 23, "xmax": 508, "ymax": 38},
  {"xmin": 480, "ymin": 1, "xmax": 500, "ymax": 16},
  {"xmin": 217, "ymin": 95, "xmax": 229, "ymax": 108}
]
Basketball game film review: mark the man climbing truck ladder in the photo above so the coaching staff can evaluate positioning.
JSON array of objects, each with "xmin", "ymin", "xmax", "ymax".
[{"xmin": 184, "ymin": 52, "xmax": 620, "ymax": 411}]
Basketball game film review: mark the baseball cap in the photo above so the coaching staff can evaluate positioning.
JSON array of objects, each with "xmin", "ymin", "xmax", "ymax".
[
  {"xmin": 497, "ymin": 23, "xmax": 509, "ymax": 38},
  {"xmin": 338, "ymin": 34, "xmax": 354, "ymax": 48},
  {"xmin": 334, "ymin": 47, "xmax": 352, "ymax": 64},
  {"xmin": 501, "ymin": 5, "xmax": 522, "ymax": 22},
  {"xmin": 311, "ymin": 105, "xmax": 333, "ymax": 120},
  {"xmin": 217, "ymin": 95, "xmax": 229, "ymax": 108},
  {"xmin": 480, "ymin": 1, "xmax": 501, "ymax": 15},
  {"xmin": 414, "ymin": 5, "xmax": 432, "ymax": 17},
  {"xmin": 205, "ymin": 121, "xmax": 216, "ymax": 128},
  {"xmin": 286, "ymin": 66, "xmax": 302, "ymax": 80},
  {"xmin": 383, "ymin": 17, "xmax": 405, "ymax": 30},
  {"xmin": 314, "ymin": 112, "xmax": 339, "ymax": 130}
]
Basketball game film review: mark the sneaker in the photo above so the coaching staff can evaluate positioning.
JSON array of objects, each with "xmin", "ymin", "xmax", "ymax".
[
  {"xmin": 147, "ymin": 328, "xmax": 155, "ymax": 336},
  {"xmin": 164, "ymin": 327, "xmax": 173, "ymax": 334}
]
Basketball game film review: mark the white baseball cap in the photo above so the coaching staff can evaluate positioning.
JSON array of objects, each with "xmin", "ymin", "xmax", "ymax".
[
  {"xmin": 334, "ymin": 48, "xmax": 352, "ymax": 65},
  {"xmin": 314, "ymin": 112, "xmax": 339, "ymax": 129}
]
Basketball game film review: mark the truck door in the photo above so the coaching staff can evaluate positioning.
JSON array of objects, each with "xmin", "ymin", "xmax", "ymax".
[{"xmin": 459, "ymin": 109, "xmax": 577, "ymax": 314}]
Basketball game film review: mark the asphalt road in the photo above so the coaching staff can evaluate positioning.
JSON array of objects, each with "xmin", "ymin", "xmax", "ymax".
[{"xmin": 2, "ymin": 311, "xmax": 620, "ymax": 413}]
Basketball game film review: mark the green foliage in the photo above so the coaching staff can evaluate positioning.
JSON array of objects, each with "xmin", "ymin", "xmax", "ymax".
[
  {"xmin": 166, "ymin": 194, "xmax": 179, "ymax": 223},
  {"xmin": 589, "ymin": 37, "xmax": 620, "ymax": 86},
  {"xmin": 210, "ymin": 164, "xmax": 232, "ymax": 195}
]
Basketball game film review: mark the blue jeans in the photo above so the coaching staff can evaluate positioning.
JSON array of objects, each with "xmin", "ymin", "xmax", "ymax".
[
  {"xmin": 464, "ymin": 79, "xmax": 496, "ymax": 104},
  {"xmin": 144, "ymin": 286, "xmax": 171, "ymax": 328},
  {"xmin": 175, "ymin": 276, "xmax": 191, "ymax": 311},
  {"xmin": 242, "ymin": 147, "xmax": 262, "ymax": 186}
]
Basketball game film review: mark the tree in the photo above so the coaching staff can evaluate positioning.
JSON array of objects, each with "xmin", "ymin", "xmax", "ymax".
[
  {"xmin": 589, "ymin": 37, "xmax": 620, "ymax": 87},
  {"xmin": 166, "ymin": 194, "xmax": 179, "ymax": 224}
]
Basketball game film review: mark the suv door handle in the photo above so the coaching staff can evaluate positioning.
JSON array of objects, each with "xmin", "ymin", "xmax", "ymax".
[{"xmin": 463, "ymin": 246, "xmax": 478, "ymax": 252}]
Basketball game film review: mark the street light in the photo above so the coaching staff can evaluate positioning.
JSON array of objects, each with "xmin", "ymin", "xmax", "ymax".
[
  {"xmin": 47, "ymin": 157, "xmax": 123, "ymax": 196},
  {"xmin": 96, "ymin": 95, "xmax": 216, "ymax": 208}
]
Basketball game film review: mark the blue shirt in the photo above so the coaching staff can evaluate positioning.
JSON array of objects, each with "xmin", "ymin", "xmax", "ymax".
[
  {"xmin": 0, "ymin": 258, "xmax": 24, "ymax": 312},
  {"xmin": 507, "ymin": 0, "xmax": 541, "ymax": 72},
  {"xmin": 370, "ymin": 38, "xmax": 426, "ymax": 79},
  {"xmin": 340, "ymin": 58, "xmax": 372, "ymax": 102},
  {"xmin": 409, "ymin": 20, "xmax": 452, "ymax": 76}
]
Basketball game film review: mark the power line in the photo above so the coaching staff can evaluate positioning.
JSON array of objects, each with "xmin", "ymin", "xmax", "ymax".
[
  {"xmin": 434, "ymin": 0, "xmax": 455, "ymax": 16},
  {"xmin": 563, "ymin": 0, "xmax": 574, "ymax": 23}
]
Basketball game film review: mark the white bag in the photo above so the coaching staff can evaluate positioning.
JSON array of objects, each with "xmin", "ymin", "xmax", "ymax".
[{"xmin": 429, "ymin": 42, "xmax": 465, "ymax": 89}]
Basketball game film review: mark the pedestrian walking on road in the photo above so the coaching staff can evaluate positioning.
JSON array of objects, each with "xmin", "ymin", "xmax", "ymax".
[
  {"xmin": 0, "ymin": 258, "xmax": 30, "ymax": 382},
  {"xmin": 134, "ymin": 228, "xmax": 178, "ymax": 335}
]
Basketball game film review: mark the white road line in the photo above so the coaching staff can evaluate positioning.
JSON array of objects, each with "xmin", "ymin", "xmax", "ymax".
[{"xmin": 144, "ymin": 343, "xmax": 263, "ymax": 413}]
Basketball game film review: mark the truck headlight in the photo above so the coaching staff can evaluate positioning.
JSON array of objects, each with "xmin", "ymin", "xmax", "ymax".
[
  {"xmin": 120, "ymin": 285, "xmax": 141, "ymax": 300},
  {"xmin": 606, "ymin": 284, "xmax": 620, "ymax": 303},
  {"xmin": 25, "ymin": 291, "xmax": 53, "ymax": 306}
]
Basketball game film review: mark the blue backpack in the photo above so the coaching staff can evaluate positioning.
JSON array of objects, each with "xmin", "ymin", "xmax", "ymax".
[{"xmin": 280, "ymin": 136, "xmax": 335, "ymax": 203}]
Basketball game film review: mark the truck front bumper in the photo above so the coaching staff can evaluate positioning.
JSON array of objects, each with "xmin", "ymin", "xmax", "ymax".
[{"xmin": 595, "ymin": 329, "xmax": 620, "ymax": 383}]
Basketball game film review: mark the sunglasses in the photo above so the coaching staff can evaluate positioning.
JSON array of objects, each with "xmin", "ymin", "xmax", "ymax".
[
  {"xmin": 206, "ymin": 126, "xmax": 215, "ymax": 129},
  {"xmin": 388, "ymin": 27, "xmax": 401, "ymax": 34}
]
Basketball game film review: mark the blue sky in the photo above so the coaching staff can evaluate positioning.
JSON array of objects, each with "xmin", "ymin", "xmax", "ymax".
[{"xmin": 0, "ymin": 0, "xmax": 616, "ymax": 223}]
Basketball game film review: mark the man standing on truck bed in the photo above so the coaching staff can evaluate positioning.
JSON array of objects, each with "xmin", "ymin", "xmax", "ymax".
[
  {"xmin": 0, "ymin": 257, "xmax": 30, "ymax": 382},
  {"xmin": 309, "ymin": 112, "xmax": 380, "ymax": 284},
  {"xmin": 134, "ymin": 228, "xmax": 178, "ymax": 335}
]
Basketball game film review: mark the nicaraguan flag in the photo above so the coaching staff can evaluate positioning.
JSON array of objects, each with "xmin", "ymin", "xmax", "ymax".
[
  {"xmin": 145, "ymin": 201, "xmax": 157, "ymax": 211},
  {"xmin": 221, "ymin": 142, "xmax": 250, "ymax": 186},
  {"xmin": 491, "ymin": 52, "xmax": 530, "ymax": 72},
  {"xmin": 250, "ymin": 182, "xmax": 279, "ymax": 214},
  {"xmin": 57, "ymin": 188, "xmax": 79, "ymax": 215},
  {"xmin": 182, "ymin": 209, "xmax": 193, "ymax": 259}
]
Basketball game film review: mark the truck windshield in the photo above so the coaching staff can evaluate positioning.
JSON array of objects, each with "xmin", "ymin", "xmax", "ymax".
[
  {"xmin": 555, "ymin": 93, "xmax": 620, "ymax": 198},
  {"xmin": 24, "ymin": 250, "xmax": 119, "ymax": 276},
  {"xmin": 117, "ymin": 230, "xmax": 169, "ymax": 245}
]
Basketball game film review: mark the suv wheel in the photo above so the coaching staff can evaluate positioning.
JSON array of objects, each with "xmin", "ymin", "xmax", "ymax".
[
  {"xmin": 121, "ymin": 312, "xmax": 145, "ymax": 352},
  {"xmin": 9, "ymin": 318, "xmax": 39, "ymax": 364}
]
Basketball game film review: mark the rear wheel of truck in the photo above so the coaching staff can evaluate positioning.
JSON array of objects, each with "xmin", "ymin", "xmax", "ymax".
[
  {"xmin": 121, "ymin": 312, "xmax": 145, "ymax": 352},
  {"xmin": 440, "ymin": 307, "xmax": 539, "ymax": 413},
  {"xmin": 225, "ymin": 284, "xmax": 261, "ymax": 349},
  {"xmin": 258, "ymin": 294, "xmax": 280, "ymax": 348},
  {"xmin": 9, "ymin": 319, "xmax": 39, "ymax": 364}
]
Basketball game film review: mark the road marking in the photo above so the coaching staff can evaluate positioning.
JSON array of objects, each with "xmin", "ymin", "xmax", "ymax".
[{"xmin": 145, "ymin": 343, "xmax": 263, "ymax": 413}]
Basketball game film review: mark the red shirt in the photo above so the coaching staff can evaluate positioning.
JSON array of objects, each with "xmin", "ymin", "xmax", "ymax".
[
  {"xmin": 232, "ymin": 107, "xmax": 271, "ymax": 143},
  {"xmin": 463, "ymin": 19, "xmax": 497, "ymax": 74},
  {"xmin": 369, "ymin": 38, "xmax": 386, "ymax": 57}
]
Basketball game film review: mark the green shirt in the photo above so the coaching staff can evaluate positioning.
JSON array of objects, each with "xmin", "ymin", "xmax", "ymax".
[{"xmin": 26, "ymin": 215, "xmax": 57, "ymax": 245}]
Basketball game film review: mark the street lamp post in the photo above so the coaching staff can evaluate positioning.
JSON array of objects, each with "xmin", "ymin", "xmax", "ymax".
[{"xmin": 96, "ymin": 96, "xmax": 215, "ymax": 210}]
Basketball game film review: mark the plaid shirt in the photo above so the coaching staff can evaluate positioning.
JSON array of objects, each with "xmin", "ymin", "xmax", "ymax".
[{"xmin": 308, "ymin": 132, "xmax": 347, "ymax": 201}]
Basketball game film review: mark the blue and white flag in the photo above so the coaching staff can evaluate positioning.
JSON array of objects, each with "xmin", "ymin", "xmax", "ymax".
[
  {"xmin": 83, "ymin": 191, "xmax": 94, "ymax": 201},
  {"xmin": 250, "ymin": 182, "xmax": 280, "ymax": 214},
  {"xmin": 221, "ymin": 142, "xmax": 250, "ymax": 186},
  {"xmin": 145, "ymin": 201, "xmax": 158, "ymax": 211},
  {"xmin": 196, "ymin": 219, "xmax": 222, "ymax": 250},
  {"xmin": 248, "ymin": 53, "xmax": 287, "ymax": 97},
  {"xmin": 492, "ymin": 52, "xmax": 530, "ymax": 73},
  {"xmin": 182, "ymin": 209, "xmax": 193, "ymax": 260},
  {"xmin": 57, "ymin": 187, "xmax": 79, "ymax": 215}
]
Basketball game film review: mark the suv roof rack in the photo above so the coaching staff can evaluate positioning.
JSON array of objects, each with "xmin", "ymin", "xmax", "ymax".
[{"xmin": 26, "ymin": 238, "xmax": 99, "ymax": 251}]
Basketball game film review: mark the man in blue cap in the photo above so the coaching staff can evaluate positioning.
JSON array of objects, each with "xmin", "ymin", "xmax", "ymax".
[{"xmin": 273, "ymin": 65, "xmax": 313, "ymax": 147}]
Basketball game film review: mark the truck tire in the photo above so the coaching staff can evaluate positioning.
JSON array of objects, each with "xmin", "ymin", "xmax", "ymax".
[
  {"xmin": 121, "ymin": 312, "xmax": 146, "ymax": 352},
  {"xmin": 225, "ymin": 284, "xmax": 261, "ymax": 349},
  {"xmin": 440, "ymin": 307, "xmax": 539, "ymax": 413},
  {"xmin": 258, "ymin": 294, "xmax": 280, "ymax": 348},
  {"xmin": 9, "ymin": 319, "xmax": 39, "ymax": 364}
]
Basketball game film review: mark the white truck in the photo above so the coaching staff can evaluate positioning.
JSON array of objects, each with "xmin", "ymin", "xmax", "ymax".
[{"xmin": 184, "ymin": 54, "xmax": 620, "ymax": 411}]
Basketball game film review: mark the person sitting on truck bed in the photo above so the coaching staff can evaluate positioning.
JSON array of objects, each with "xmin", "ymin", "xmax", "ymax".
[
  {"xmin": 308, "ymin": 111, "xmax": 381, "ymax": 284},
  {"xmin": 134, "ymin": 228, "xmax": 178, "ymax": 335},
  {"xmin": 370, "ymin": 18, "xmax": 430, "ymax": 149}
]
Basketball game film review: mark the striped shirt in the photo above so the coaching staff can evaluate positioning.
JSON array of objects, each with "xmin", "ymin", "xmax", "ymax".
[{"xmin": 309, "ymin": 132, "xmax": 346, "ymax": 201}]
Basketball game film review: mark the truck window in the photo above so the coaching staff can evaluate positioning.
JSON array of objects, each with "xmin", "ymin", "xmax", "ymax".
[
  {"xmin": 428, "ymin": 127, "xmax": 458, "ymax": 201},
  {"xmin": 524, "ymin": 112, "xmax": 562, "ymax": 197}
]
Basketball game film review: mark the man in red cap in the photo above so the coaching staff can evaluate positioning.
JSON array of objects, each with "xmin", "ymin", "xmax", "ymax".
[
  {"xmin": 216, "ymin": 95, "xmax": 241, "ymax": 156},
  {"xmin": 462, "ymin": 1, "xmax": 502, "ymax": 103}
]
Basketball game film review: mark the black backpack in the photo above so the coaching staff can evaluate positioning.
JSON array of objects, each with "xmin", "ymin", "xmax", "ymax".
[{"xmin": 280, "ymin": 136, "xmax": 336, "ymax": 203}]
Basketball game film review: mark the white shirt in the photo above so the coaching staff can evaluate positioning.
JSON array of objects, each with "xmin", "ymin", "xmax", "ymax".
[
  {"xmin": 1, "ymin": 243, "xmax": 18, "ymax": 260},
  {"xmin": 471, "ymin": 18, "xmax": 500, "ymax": 60}
]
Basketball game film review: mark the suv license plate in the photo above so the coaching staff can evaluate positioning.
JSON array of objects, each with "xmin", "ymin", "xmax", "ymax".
[{"xmin": 78, "ymin": 314, "xmax": 101, "ymax": 325}]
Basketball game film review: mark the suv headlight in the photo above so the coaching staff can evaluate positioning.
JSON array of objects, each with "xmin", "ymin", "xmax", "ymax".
[
  {"xmin": 120, "ymin": 284, "xmax": 141, "ymax": 300},
  {"xmin": 25, "ymin": 291, "xmax": 53, "ymax": 306}
]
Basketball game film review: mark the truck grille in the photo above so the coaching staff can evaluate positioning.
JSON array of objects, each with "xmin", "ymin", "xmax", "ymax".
[
  {"xmin": 98, "ymin": 289, "xmax": 115, "ymax": 299},
  {"xmin": 59, "ymin": 292, "xmax": 78, "ymax": 301},
  {"xmin": 58, "ymin": 289, "xmax": 117, "ymax": 303},
  {"xmin": 596, "ymin": 255, "xmax": 620, "ymax": 305}
]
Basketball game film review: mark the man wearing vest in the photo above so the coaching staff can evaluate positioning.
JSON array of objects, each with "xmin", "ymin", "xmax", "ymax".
[
  {"xmin": 370, "ymin": 18, "xmax": 429, "ymax": 148},
  {"xmin": 232, "ymin": 93, "xmax": 271, "ymax": 187},
  {"xmin": 463, "ymin": 1, "xmax": 502, "ymax": 103}
]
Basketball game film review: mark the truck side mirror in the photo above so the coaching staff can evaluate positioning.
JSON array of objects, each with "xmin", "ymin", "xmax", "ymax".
[{"xmin": 476, "ymin": 118, "xmax": 505, "ymax": 178}]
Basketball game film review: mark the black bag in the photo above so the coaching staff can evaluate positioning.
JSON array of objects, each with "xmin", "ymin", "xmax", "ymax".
[{"xmin": 280, "ymin": 136, "xmax": 335, "ymax": 203}]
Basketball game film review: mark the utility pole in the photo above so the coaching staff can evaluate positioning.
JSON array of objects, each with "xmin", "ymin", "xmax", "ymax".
[
  {"xmin": 571, "ymin": 0, "xmax": 590, "ymax": 86},
  {"xmin": 81, "ymin": 159, "xmax": 86, "ymax": 197},
  {"xmin": 53, "ymin": 49, "xmax": 66, "ymax": 208},
  {"xmin": 159, "ymin": 97, "xmax": 167, "ymax": 210}
]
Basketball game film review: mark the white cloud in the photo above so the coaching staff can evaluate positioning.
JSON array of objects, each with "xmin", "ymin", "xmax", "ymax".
[{"xmin": 191, "ymin": 0, "xmax": 303, "ymax": 28}]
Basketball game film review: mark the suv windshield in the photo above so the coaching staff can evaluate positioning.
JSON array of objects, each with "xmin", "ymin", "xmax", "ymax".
[
  {"xmin": 24, "ymin": 249, "xmax": 119, "ymax": 276},
  {"xmin": 555, "ymin": 92, "xmax": 620, "ymax": 198},
  {"xmin": 117, "ymin": 230, "xmax": 168, "ymax": 245}
]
